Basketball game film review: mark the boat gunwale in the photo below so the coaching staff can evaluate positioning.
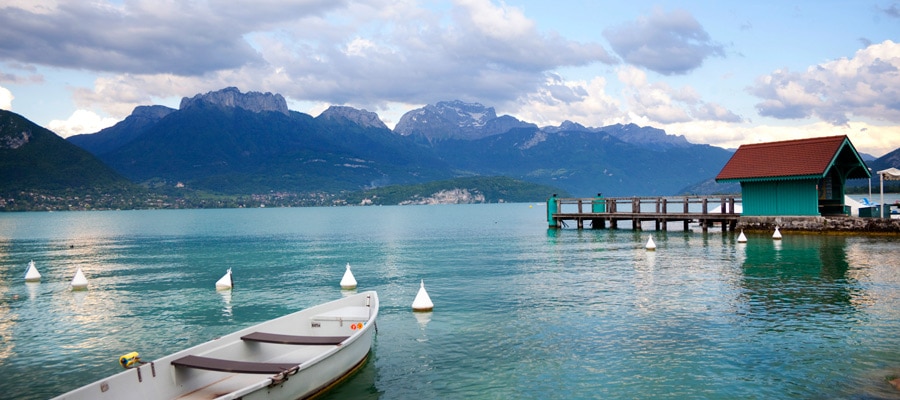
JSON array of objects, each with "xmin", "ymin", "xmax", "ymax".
[{"xmin": 53, "ymin": 291, "xmax": 379, "ymax": 400}]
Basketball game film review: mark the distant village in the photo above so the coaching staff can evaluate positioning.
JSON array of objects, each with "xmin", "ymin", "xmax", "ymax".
[{"xmin": 0, "ymin": 190, "xmax": 345, "ymax": 211}]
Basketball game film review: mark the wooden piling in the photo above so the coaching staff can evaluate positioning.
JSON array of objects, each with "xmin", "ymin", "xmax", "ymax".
[{"xmin": 549, "ymin": 196, "xmax": 742, "ymax": 232}]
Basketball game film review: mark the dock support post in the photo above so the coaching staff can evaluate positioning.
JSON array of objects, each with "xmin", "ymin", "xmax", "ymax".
[
  {"xmin": 547, "ymin": 194, "xmax": 559, "ymax": 228},
  {"xmin": 545, "ymin": 195, "xmax": 740, "ymax": 233}
]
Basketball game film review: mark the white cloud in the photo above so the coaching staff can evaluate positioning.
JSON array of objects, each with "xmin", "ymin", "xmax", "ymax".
[
  {"xmin": 71, "ymin": 73, "xmax": 244, "ymax": 119},
  {"xmin": 1, "ymin": 0, "xmax": 58, "ymax": 14},
  {"xmin": 48, "ymin": 109, "xmax": 118, "ymax": 138},
  {"xmin": 603, "ymin": 7, "xmax": 724, "ymax": 75},
  {"xmin": 454, "ymin": 0, "xmax": 535, "ymax": 41},
  {"xmin": 751, "ymin": 40, "xmax": 900, "ymax": 125},
  {"xmin": 46, "ymin": 0, "xmax": 615, "ymax": 120},
  {"xmin": 511, "ymin": 75, "xmax": 622, "ymax": 127},
  {"xmin": 617, "ymin": 66, "xmax": 741, "ymax": 124},
  {"xmin": 0, "ymin": 85, "xmax": 12, "ymax": 110},
  {"xmin": 343, "ymin": 37, "xmax": 380, "ymax": 57},
  {"xmin": 664, "ymin": 119, "xmax": 900, "ymax": 157}
]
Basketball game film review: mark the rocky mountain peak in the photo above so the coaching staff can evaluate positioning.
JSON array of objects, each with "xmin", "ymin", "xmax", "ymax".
[
  {"xmin": 394, "ymin": 100, "xmax": 533, "ymax": 141},
  {"xmin": 430, "ymin": 100, "xmax": 497, "ymax": 128},
  {"xmin": 131, "ymin": 105, "xmax": 176, "ymax": 119},
  {"xmin": 179, "ymin": 87, "xmax": 289, "ymax": 116},
  {"xmin": 605, "ymin": 123, "xmax": 692, "ymax": 148},
  {"xmin": 318, "ymin": 106, "xmax": 388, "ymax": 130},
  {"xmin": 542, "ymin": 120, "xmax": 589, "ymax": 133}
]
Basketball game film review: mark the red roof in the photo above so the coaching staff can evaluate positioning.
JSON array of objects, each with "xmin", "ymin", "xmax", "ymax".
[{"xmin": 716, "ymin": 135, "xmax": 851, "ymax": 181}]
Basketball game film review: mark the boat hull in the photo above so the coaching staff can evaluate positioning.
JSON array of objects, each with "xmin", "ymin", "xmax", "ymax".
[{"xmin": 54, "ymin": 291, "xmax": 379, "ymax": 400}]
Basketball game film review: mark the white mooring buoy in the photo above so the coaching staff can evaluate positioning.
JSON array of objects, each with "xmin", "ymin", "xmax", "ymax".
[
  {"xmin": 773, "ymin": 226, "xmax": 782, "ymax": 240},
  {"xmin": 70, "ymin": 268, "xmax": 88, "ymax": 290},
  {"xmin": 737, "ymin": 230, "xmax": 747, "ymax": 243},
  {"xmin": 216, "ymin": 268, "xmax": 233, "ymax": 290},
  {"xmin": 340, "ymin": 263, "xmax": 357, "ymax": 290},
  {"xmin": 412, "ymin": 280, "xmax": 434, "ymax": 312},
  {"xmin": 645, "ymin": 235, "xmax": 657, "ymax": 251},
  {"xmin": 24, "ymin": 260, "xmax": 41, "ymax": 282}
]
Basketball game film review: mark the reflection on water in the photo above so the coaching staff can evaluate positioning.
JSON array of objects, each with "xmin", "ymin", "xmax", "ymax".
[
  {"xmin": 740, "ymin": 234, "xmax": 857, "ymax": 320},
  {"xmin": 414, "ymin": 311, "xmax": 432, "ymax": 330},
  {"xmin": 0, "ymin": 206, "xmax": 898, "ymax": 399},
  {"xmin": 25, "ymin": 282, "xmax": 39, "ymax": 301},
  {"xmin": 218, "ymin": 289, "xmax": 232, "ymax": 318},
  {"xmin": 320, "ymin": 355, "xmax": 382, "ymax": 400}
]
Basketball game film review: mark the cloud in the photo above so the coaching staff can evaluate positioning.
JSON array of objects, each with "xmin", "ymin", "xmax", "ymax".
[
  {"xmin": 750, "ymin": 40, "xmax": 900, "ymax": 125},
  {"xmin": 511, "ymin": 75, "xmax": 622, "ymax": 127},
  {"xmin": 880, "ymin": 2, "xmax": 900, "ymax": 18},
  {"xmin": 48, "ymin": 109, "xmax": 118, "ymax": 138},
  {"xmin": 28, "ymin": 0, "xmax": 616, "ymax": 119},
  {"xmin": 666, "ymin": 119, "xmax": 900, "ymax": 158},
  {"xmin": 0, "ymin": 0, "xmax": 342, "ymax": 75},
  {"xmin": 603, "ymin": 8, "xmax": 724, "ymax": 75},
  {"xmin": 617, "ymin": 66, "xmax": 741, "ymax": 124},
  {"xmin": 70, "ymin": 73, "xmax": 208, "ymax": 117},
  {"xmin": 509, "ymin": 65, "xmax": 743, "ymax": 130},
  {"xmin": 0, "ymin": 85, "xmax": 12, "ymax": 110},
  {"xmin": 0, "ymin": 62, "xmax": 44, "ymax": 84},
  {"xmin": 691, "ymin": 102, "xmax": 742, "ymax": 123}
]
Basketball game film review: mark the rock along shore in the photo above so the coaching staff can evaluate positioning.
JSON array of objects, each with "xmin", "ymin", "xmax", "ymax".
[{"xmin": 739, "ymin": 216, "xmax": 900, "ymax": 234}]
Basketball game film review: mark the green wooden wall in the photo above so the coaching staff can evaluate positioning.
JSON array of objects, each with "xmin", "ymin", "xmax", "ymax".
[{"xmin": 741, "ymin": 180, "xmax": 820, "ymax": 216}]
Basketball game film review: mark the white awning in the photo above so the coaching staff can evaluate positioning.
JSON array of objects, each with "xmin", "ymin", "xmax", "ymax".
[
  {"xmin": 879, "ymin": 167, "xmax": 900, "ymax": 217},
  {"xmin": 878, "ymin": 167, "xmax": 900, "ymax": 180}
]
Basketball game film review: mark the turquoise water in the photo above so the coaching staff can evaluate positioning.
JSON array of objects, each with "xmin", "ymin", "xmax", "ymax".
[{"xmin": 1, "ymin": 204, "xmax": 899, "ymax": 399}]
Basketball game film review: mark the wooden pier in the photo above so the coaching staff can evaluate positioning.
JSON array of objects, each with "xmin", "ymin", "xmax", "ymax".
[{"xmin": 548, "ymin": 196, "xmax": 742, "ymax": 232}]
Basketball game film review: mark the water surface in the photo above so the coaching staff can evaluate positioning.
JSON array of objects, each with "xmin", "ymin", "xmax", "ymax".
[{"xmin": 1, "ymin": 204, "xmax": 899, "ymax": 399}]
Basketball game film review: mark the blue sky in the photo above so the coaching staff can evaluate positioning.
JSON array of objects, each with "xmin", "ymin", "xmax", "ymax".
[{"xmin": 1, "ymin": 0, "xmax": 899, "ymax": 156}]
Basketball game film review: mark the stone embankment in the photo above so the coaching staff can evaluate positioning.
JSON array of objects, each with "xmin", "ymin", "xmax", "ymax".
[{"xmin": 739, "ymin": 216, "xmax": 900, "ymax": 234}]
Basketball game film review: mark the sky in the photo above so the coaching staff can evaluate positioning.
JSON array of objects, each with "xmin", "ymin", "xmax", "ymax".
[{"xmin": 1, "ymin": 0, "xmax": 899, "ymax": 157}]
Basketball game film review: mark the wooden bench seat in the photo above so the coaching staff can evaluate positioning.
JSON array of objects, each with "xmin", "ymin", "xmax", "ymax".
[
  {"xmin": 240, "ymin": 332, "xmax": 349, "ymax": 345},
  {"xmin": 171, "ymin": 355, "xmax": 299, "ymax": 374}
]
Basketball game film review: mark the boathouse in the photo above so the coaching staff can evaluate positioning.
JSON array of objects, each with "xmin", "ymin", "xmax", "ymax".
[{"xmin": 715, "ymin": 135, "xmax": 871, "ymax": 216}]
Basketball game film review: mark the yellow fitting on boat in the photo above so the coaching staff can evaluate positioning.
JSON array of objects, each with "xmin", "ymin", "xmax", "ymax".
[{"xmin": 119, "ymin": 352, "xmax": 141, "ymax": 368}]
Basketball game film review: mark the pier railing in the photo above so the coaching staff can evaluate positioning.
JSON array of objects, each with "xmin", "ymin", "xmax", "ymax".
[{"xmin": 547, "ymin": 196, "xmax": 742, "ymax": 231}]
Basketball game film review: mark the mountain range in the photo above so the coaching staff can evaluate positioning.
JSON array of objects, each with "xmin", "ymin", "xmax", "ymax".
[
  {"xmin": 0, "ymin": 110, "xmax": 132, "ymax": 193},
  {"xmin": 6, "ymin": 87, "xmax": 900, "ymax": 207}
]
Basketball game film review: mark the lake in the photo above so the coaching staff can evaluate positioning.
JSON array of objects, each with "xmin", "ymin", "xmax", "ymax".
[{"xmin": 1, "ymin": 203, "xmax": 899, "ymax": 399}]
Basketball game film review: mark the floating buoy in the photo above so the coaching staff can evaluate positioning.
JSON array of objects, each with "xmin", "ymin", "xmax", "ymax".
[
  {"xmin": 412, "ymin": 280, "xmax": 434, "ymax": 312},
  {"xmin": 645, "ymin": 235, "xmax": 656, "ymax": 251},
  {"xmin": 773, "ymin": 226, "xmax": 782, "ymax": 240},
  {"xmin": 340, "ymin": 263, "xmax": 357, "ymax": 290},
  {"xmin": 737, "ymin": 230, "xmax": 747, "ymax": 243},
  {"xmin": 24, "ymin": 260, "xmax": 41, "ymax": 282},
  {"xmin": 216, "ymin": 268, "xmax": 233, "ymax": 290},
  {"xmin": 70, "ymin": 268, "xmax": 88, "ymax": 290}
]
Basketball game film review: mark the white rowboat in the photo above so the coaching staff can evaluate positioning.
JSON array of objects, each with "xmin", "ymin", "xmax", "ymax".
[{"xmin": 54, "ymin": 291, "xmax": 379, "ymax": 400}]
